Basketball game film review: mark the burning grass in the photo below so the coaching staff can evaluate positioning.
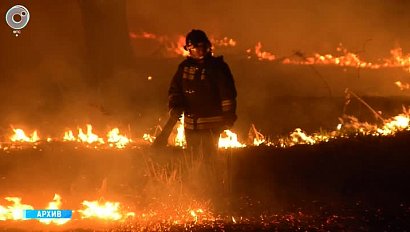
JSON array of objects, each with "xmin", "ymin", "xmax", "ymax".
[
  {"xmin": 2, "ymin": 105, "xmax": 410, "ymax": 152},
  {"xmin": 129, "ymin": 31, "xmax": 410, "ymax": 74},
  {"xmin": 1, "ymin": 131, "xmax": 410, "ymax": 230},
  {"xmin": 1, "ymin": 96, "xmax": 410, "ymax": 230}
]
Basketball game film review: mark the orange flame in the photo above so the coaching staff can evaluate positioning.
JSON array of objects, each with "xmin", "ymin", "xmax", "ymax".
[
  {"xmin": 218, "ymin": 130, "xmax": 246, "ymax": 149},
  {"xmin": 78, "ymin": 200, "xmax": 133, "ymax": 221},
  {"xmin": 172, "ymin": 35, "xmax": 190, "ymax": 57},
  {"xmin": 39, "ymin": 194, "xmax": 70, "ymax": 225},
  {"xmin": 254, "ymin": 42, "xmax": 276, "ymax": 61},
  {"xmin": 189, "ymin": 208, "xmax": 204, "ymax": 224},
  {"xmin": 386, "ymin": 47, "xmax": 410, "ymax": 72},
  {"xmin": 107, "ymin": 128, "xmax": 131, "ymax": 149},
  {"xmin": 130, "ymin": 32, "xmax": 237, "ymax": 57},
  {"xmin": 63, "ymin": 130, "xmax": 76, "ymax": 141},
  {"xmin": 130, "ymin": 31, "xmax": 410, "ymax": 71},
  {"xmin": 395, "ymin": 81, "xmax": 410, "ymax": 91},
  {"xmin": 0, "ymin": 197, "xmax": 33, "ymax": 220},
  {"xmin": 211, "ymin": 37, "xmax": 237, "ymax": 47},
  {"xmin": 77, "ymin": 124, "xmax": 104, "ymax": 144},
  {"xmin": 283, "ymin": 45, "xmax": 371, "ymax": 68},
  {"xmin": 10, "ymin": 129, "xmax": 40, "ymax": 143},
  {"xmin": 143, "ymin": 133, "xmax": 155, "ymax": 143},
  {"xmin": 175, "ymin": 114, "xmax": 186, "ymax": 148}
]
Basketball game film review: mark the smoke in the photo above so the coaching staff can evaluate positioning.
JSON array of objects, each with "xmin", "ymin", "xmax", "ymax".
[
  {"xmin": 128, "ymin": 0, "xmax": 410, "ymax": 56},
  {"xmin": 1, "ymin": 0, "xmax": 410, "ymax": 137},
  {"xmin": 0, "ymin": 0, "xmax": 164, "ymax": 136},
  {"xmin": 1, "ymin": 2, "xmax": 410, "ymax": 228}
]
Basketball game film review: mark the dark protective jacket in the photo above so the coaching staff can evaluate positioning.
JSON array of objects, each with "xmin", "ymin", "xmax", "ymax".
[{"xmin": 168, "ymin": 54, "xmax": 237, "ymax": 130}]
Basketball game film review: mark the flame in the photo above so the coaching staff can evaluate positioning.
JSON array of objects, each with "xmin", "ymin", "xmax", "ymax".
[
  {"xmin": 218, "ymin": 130, "xmax": 246, "ymax": 149},
  {"xmin": 255, "ymin": 42, "xmax": 276, "ymax": 61},
  {"xmin": 129, "ymin": 31, "xmax": 410, "ymax": 72},
  {"xmin": 3, "ymin": 111, "xmax": 410, "ymax": 150},
  {"xmin": 1, "ymin": 195, "xmax": 136, "ymax": 223},
  {"xmin": 129, "ymin": 31, "xmax": 237, "ymax": 57},
  {"xmin": 10, "ymin": 129, "xmax": 40, "ymax": 143},
  {"xmin": 211, "ymin": 37, "xmax": 237, "ymax": 47},
  {"xmin": 63, "ymin": 125, "xmax": 131, "ymax": 148},
  {"xmin": 290, "ymin": 128, "xmax": 316, "ymax": 145},
  {"xmin": 394, "ymin": 81, "xmax": 410, "ymax": 91},
  {"xmin": 129, "ymin": 31, "xmax": 157, "ymax": 39},
  {"xmin": 107, "ymin": 128, "xmax": 131, "ymax": 149},
  {"xmin": 63, "ymin": 130, "xmax": 76, "ymax": 141},
  {"xmin": 249, "ymin": 124, "xmax": 268, "ymax": 146},
  {"xmin": 250, "ymin": 43, "xmax": 410, "ymax": 72},
  {"xmin": 39, "ymin": 194, "xmax": 70, "ymax": 225},
  {"xmin": 175, "ymin": 114, "xmax": 186, "ymax": 147},
  {"xmin": 174, "ymin": 36, "xmax": 189, "ymax": 56},
  {"xmin": 77, "ymin": 124, "xmax": 104, "ymax": 144},
  {"xmin": 376, "ymin": 114, "xmax": 410, "ymax": 135},
  {"xmin": 143, "ymin": 133, "xmax": 155, "ymax": 143},
  {"xmin": 0, "ymin": 194, "xmax": 216, "ymax": 225},
  {"xmin": 387, "ymin": 47, "xmax": 410, "ymax": 72},
  {"xmin": 129, "ymin": 32, "xmax": 189, "ymax": 57},
  {"xmin": 280, "ymin": 128, "xmax": 338, "ymax": 147},
  {"xmin": 253, "ymin": 137, "xmax": 266, "ymax": 146},
  {"xmin": 276, "ymin": 108, "xmax": 410, "ymax": 147},
  {"xmin": 341, "ymin": 109, "xmax": 410, "ymax": 137},
  {"xmin": 0, "ymin": 197, "xmax": 34, "ymax": 220},
  {"xmin": 2, "ymin": 108, "xmax": 410, "ymax": 150},
  {"xmin": 78, "ymin": 200, "xmax": 125, "ymax": 221},
  {"xmin": 189, "ymin": 208, "xmax": 204, "ymax": 224},
  {"xmin": 283, "ymin": 45, "xmax": 371, "ymax": 68}
]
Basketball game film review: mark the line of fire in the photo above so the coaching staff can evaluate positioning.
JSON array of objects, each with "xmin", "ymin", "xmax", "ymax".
[{"xmin": 1, "ymin": 1, "xmax": 410, "ymax": 231}]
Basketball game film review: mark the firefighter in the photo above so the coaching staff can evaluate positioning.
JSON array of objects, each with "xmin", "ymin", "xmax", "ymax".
[{"xmin": 168, "ymin": 29, "xmax": 237, "ymax": 161}]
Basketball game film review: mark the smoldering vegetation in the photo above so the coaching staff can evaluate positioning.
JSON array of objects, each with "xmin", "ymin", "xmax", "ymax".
[{"xmin": 0, "ymin": 131, "xmax": 410, "ymax": 230}]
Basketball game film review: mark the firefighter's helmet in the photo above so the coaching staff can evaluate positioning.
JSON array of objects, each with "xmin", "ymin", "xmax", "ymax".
[{"xmin": 184, "ymin": 29, "xmax": 211, "ymax": 51}]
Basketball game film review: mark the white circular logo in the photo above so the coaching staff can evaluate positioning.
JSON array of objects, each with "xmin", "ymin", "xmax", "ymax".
[{"xmin": 5, "ymin": 5, "xmax": 30, "ymax": 30}]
